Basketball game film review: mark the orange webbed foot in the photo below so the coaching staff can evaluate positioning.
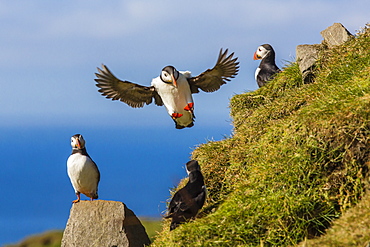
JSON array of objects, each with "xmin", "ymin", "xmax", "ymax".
[
  {"xmin": 184, "ymin": 103, "xmax": 194, "ymax": 112},
  {"xmin": 72, "ymin": 193, "xmax": 81, "ymax": 203},
  {"xmin": 171, "ymin": 113, "xmax": 183, "ymax": 119},
  {"xmin": 72, "ymin": 199, "xmax": 80, "ymax": 203}
]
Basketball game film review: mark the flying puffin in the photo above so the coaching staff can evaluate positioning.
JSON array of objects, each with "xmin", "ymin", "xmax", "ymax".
[
  {"xmin": 165, "ymin": 160, "xmax": 206, "ymax": 230},
  {"xmin": 94, "ymin": 48, "xmax": 239, "ymax": 129},
  {"xmin": 67, "ymin": 134, "xmax": 100, "ymax": 203},
  {"xmin": 253, "ymin": 44, "xmax": 280, "ymax": 87}
]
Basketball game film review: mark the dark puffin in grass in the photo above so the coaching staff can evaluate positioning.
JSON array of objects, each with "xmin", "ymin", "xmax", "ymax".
[
  {"xmin": 253, "ymin": 44, "xmax": 280, "ymax": 87},
  {"xmin": 67, "ymin": 134, "xmax": 100, "ymax": 203},
  {"xmin": 94, "ymin": 48, "xmax": 239, "ymax": 129},
  {"xmin": 165, "ymin": 160, "xmax": 206, "ymax": 230}
]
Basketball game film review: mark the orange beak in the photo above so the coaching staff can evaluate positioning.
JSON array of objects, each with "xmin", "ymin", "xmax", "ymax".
[
  {"xmin": 172, "ymin": 74, "xmax": 177, "ymax": 87},
  {"xmin": 253, "ymin": 52, "xmax": 259, "ymax": 60},
  {"xmin": 76, "ymin": 140, "xmax": 81, "ymax": 149}
]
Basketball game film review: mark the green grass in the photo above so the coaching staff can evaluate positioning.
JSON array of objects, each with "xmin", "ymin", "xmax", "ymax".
[
  {"xmin": 298, "ymin": 193, "xmax": 370, "ymax": 246},
  {"xmin": 152, "ymin": 25, "xmax": 370, "ymax": 246},
  {"xmin": 4, "ymin": 230, "xmax": 63, "ymax": 247},
  {"xmin": 141, "ymin": 217, "xmax": 163, "ymax": 242}
]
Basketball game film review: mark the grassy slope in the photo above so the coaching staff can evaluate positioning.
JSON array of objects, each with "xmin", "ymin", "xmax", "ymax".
[
  {"xmin": 299, "ymin": 192, "xmax": 370, "ymax": 246},
  {"xmin": 152, "ymin": 26, "xmax": 370, "ymax": 246}
]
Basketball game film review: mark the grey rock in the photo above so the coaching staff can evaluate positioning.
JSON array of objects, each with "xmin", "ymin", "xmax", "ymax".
[
  {"xmin": 320, "ymin": 23, "xmax": 353, "ymax": 48},
  {"xmin": 296, "ymin": 44, "xmax": 322, "ymax": 83},
  {"xmin": 61, "ymin": 200, "xmax": 151, "ymax": 247},
  {"xmin": 295, "ymin": 23, "xmax": 353, "ymax": 83}
]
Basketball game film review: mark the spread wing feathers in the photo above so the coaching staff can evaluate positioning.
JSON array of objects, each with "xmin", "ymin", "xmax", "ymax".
[
  {"xmin": 188, "ymin": 48, "xmax": 239, "ymax": 93},
  {"xmin": 94, "ymin": 64, "xmax": 163, "ymax": 108}
]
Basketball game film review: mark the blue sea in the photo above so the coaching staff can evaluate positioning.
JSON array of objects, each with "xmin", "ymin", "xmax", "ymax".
[{"xmin": 0, "ymin": 124, "xmax": 232, "ymax": 245}]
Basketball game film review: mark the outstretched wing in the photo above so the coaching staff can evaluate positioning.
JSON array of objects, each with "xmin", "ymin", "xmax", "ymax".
[
  {"xmin": 188, "ymin": 48, "xmax": 239, "ymax": 93},
  {"xmin": 94, "ymin": 64, "xmax": 163, "ymax": 108}
]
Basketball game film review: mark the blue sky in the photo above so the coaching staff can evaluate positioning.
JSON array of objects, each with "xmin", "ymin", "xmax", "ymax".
[
  {"xmin": 1, "ymin": 0, "xmax": 368, "ymax": 128},
  {"xmin": 0, "ymin": 0, "xmax": 369, "ymax": 245}
]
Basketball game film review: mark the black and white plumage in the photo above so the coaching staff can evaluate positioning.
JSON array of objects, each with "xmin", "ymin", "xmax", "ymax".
[
  {"xmin": 165, "ymin": 160, "xmax": 206, "ymax": 230},
  {"xmin": 253, "ymin": 44, "xmax": 280, "ymax": 87},
  {"xmin": 67, "ymin": 134, "xmax": 100, "ymax": 203},
  {"xmin": 95, "ymin": 48, "xmax": 239, "ymax": 129}
]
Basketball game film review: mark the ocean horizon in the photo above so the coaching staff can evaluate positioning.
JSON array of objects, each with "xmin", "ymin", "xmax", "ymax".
[{"xmin": 0, "ymin": 124, "xmax": 232, "ymax": 245}]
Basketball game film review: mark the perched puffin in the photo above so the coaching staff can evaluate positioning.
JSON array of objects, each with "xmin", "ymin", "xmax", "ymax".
[
  {"xmin": 165, "ymin": 160, "xmax": 206, "ymax": 230},
  {"xmin": 253, "ymin": 44, "xmax": 280, "ymax": 87},
  {"xmin": 95, "ymin": 48, "xmax": 239, "ymax": 129},
  {"xmin": 67, "ymin": 134, "xmax": 100, "ymax": 203}
]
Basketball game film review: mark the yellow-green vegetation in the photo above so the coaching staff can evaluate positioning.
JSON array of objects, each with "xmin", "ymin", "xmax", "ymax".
[
  {"xmin": 4, "ymin": 230, "xmax": 63, "ymax": 247},
  {"xmin": 141, "ymin": 217, "xmax": 163, "ymax": 242},
  {"xmin": 299, "ymin": 192, "xmax": 370, "ymax": 246},
  {"xmin": 153, "ymin": 25, "xmax": 370, "ymax": 246}
]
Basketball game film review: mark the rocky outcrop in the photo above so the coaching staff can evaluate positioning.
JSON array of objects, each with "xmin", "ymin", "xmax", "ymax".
[
  {"xmin": 296, "ymin": 23, "xmax": 353, "ymax": 83},
  {"xmin": 320, "ymin": 23, "xmax": 353, "ymax": 48},
  {"xmin": 61, "ymin": 200, "xmax": 151, "ymax": 247},
  {"xmin": 296, "ymin": 44, "xmax": 322, "ymax": 83}
]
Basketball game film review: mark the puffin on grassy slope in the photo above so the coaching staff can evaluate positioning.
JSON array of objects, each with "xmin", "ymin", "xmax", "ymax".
[
  {"xmin": 165, "ymin": 160, "xmax": 206, "ymax": 230},
  {"xmin": 94, "ymin": 48, "xmax": 239, "ymax": 129},
  {"xmin": 253, "ymin": 44, "xmax": 280, "ymax": 87},
  {"xmin": 67, "ymin": 134, "xmax": 100, "ymax": 203}
]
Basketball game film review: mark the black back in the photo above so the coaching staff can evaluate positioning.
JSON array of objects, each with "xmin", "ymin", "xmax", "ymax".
[
  {"xmin": 166, "ymin": 160, "xmax": 206, "ymax": 230},
  {"xmin": 256, "ymin": 44, "xmax": 280, "ymax": 87}
]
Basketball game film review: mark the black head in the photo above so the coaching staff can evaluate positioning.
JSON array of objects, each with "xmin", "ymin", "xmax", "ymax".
[
  {"xmin": 254, "ymin": 44, "xmax": 275, "ymax": 60},
  {"xmin": 186, "ymin": 160, "xmax": 201, "ymax": 174},
  {"xmin": 70, "ymin": 134, "xmax": 86, "ymax": 150},
  {"xmin": 160, "ymin": 66, "xmax": 179, "ymax": 86},
  {"xmin": 261, "ymin": 44, "xmax": 274, "ymax": 51}
]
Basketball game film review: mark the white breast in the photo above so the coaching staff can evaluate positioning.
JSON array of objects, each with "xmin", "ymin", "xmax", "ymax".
[
  {"xmin": 67, "ymin": 153, "xmax": 99, "ymax": 197},
  {"xmin": 255, "ymin": 67, "xmax": 261, "ymax": 81},
  {"xmin": 151, "ymin": 73, "xmax": 194, "ymax": 126}
]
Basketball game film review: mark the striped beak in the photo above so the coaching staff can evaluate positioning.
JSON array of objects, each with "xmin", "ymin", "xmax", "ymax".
[
  {"xmin": 172, "ymin": 74, "xmax": 177, "ymax": 87},
  {"xmin": 253, "ymin": 52, "xmax": 260, "ymax": 60},
  {"xmin": 76, "ymin": 139, "xmax": 81, "ymax": 149}
]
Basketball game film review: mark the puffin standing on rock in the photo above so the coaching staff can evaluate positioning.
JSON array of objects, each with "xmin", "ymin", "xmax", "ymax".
[
  {"xmin": 253, "ymin": 44, "xmax": 280, "ymax": 87},
  {"xmin": 94, "ymin": 48, "xmax": 239, "ymax": 129},
  {"xmin": 67, "ymin": 134, "xmax": 100, "ymax": 203},
  {"xmin": 165, "ymin": 160, "xmax": 206, "ymax": 230}
]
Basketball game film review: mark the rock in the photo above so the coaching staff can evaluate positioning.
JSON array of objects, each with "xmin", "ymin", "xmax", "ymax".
[
  {"xmin": 295, "ymin": 23, "xmax": 354, "ymax": 83},
  {"xmin": 296, "ymin": 44, "xmax": 322, "ymax": 83},
  {"xmin": 320, "ymin": 23, "xmax": 353, "ymax": 48},
  {"xmin": 61, "ymin": 200, "xmax": 151, "ymax": 247}
]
